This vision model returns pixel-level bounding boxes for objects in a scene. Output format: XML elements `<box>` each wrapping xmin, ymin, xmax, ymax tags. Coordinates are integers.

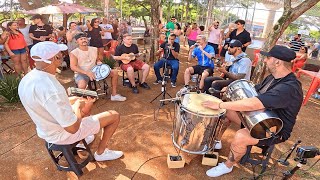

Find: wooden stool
<box><xmin>45</xmin><ymin>139</ymin><xmax>94</xmax><ymax>176</ymax></box>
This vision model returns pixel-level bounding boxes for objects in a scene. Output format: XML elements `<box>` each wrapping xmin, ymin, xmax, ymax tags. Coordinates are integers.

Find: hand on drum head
<box><xmin>201</xmin><ymin>100</ymin><xmax>220</xmax><ymax>110</ymax></box>
<box><xmin>86</xmin><ymin>71</ymin><xmax>96</xmax><ymax>81</ymax></box>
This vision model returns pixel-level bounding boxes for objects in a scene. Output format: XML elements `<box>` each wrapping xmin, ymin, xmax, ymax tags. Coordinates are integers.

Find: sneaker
<box><xmin>132</xmin><ymin>86</ymin><xmax>139</xmax><ymax>94</ymax></box>
<box><xmin>153</xmin><ymin>80</ymin><xmax>162</xmax><ymax>85</ymax></box>
<box><xmin>140</xmin><ymin>82</ymin><xmax>151</xmax><ymax>89</ymax></box>
<box><xmin>76</xmin><ymin>135</ymin><xmax>95</xmax><ymax>149</ymax></box>
<box><xmin>214</xmin><ymin>140</ymin><xmax>222</xmax><ymax>150</ymax></box>
<box><xmin>111</xmin><ymin>94</ymin><xmax>127</xmax><ymax>101</ymax></box>
<box><xmin>171</xmin><ymin>82</ymin><xmax>177</xmax><ymax>88</ymax></box>
<box><xmin>94</xmin><ymin>149</ymin><xmax>123</xmax><ymax>161</ymax></box>
<box><xmin>206</xmin><ymin>162</ymin><xmax>233</xmax><ymax>177</ymax></box>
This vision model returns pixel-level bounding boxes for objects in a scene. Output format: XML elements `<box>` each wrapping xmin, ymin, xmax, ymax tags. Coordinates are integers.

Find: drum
<box><xmin>91</xmin><ymin>64</ymin><xmax>111</xmax><ymax>81</ymax></box>
<box><xmin>225</xmin><ymin>79</ymin><xmax>283</xmax><ymax>140</ymax></box>
<box><xmin>173</xmin><ymin>93</ymin><xmax>226</xmax><ymax>154</ymax></box>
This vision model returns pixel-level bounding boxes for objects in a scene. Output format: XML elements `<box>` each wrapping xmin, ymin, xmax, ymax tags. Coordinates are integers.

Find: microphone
<box><xmin>278</xmin><ymin>140</ymin><xmax>301</xmax><ymax>166</ymax></box>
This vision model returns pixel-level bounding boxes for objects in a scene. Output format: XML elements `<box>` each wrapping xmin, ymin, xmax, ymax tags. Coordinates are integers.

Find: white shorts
<box><xmin>54</xmin><ymin>115</ymin><xmax>100</xmax><ymax>145</ymax></box>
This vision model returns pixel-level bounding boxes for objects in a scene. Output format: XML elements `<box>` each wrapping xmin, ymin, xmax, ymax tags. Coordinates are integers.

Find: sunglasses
<box><xmin>169</xmin><ymin>38</ymin><xmax>175</xmax><ymax>40</ymax></box>
<box><xmin>301</xmin><ymin>48</ymin><xmax>305</xmax><ymax>50</ymax></box>
<box><xmin>171</xmin><ymin>19</ymin><xmax>175</xmax><ymax>21</ymax></box>
<box><xmin>214</xmin><ymin>25</ymin><xmax>219</xmax><ymax>27</ymax></box>
<box><xmin>94</xmin><ymin>21</ymin><xmax>99</xmax><ymax>23</ymax></box>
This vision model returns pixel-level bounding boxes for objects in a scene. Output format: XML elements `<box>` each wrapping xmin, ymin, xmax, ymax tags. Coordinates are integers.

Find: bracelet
<box><xmin>218</xmin><ymin>102</ymin><xmax>223</xmax><ymax>109</ymax></box>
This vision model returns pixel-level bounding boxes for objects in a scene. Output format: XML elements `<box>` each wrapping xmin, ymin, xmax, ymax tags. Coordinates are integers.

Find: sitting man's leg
<box><xmin>168</xmin><ymin>59</ymin><xmax>179</xmax><ymax>87</ymax></box>
<box><xmin>210</xmin><ymin>79</ymin><xmax>234</xmax><ymax>98</ymax></box>
<box><xmin>184</xmin><ymin>65</ymin><xmax>197</xmax><ymax>87</ymax></box>
<box><xmin>199</xmin><ymin>68</ymin><xmax>213</xmax><ymax>91</ymax></box>
<box><xmin>206</xmin><ymin>110</ymin><xmax>259</xmax><ymax>177</ymax></box>
<box><xmin>108</xmin><ymin>70</ymin><xmax>126</xmax><ymax>101</ymax></box>
<box><xmin>153</xmin><ymin>58</ymin><xmax>165</xmax><ymax>84</ymax></box>
<box><xmin>75</xmin><ymin>74</ymin><xmax>90</xmax><ymax>89</ymax></box>
<box><xmin>203</xmin><ymin>76</ymin><xmax>223</xmax><ymax>94</ymax></box>
<box><xmin>121</xmin><ymin>63</ymin><xmax>139</xmax><ymax>94</ymax></box>
<box><xmin>134</xmin><ymin>60</ymin><xmax>150</xmax><ymax>89</ymax></box>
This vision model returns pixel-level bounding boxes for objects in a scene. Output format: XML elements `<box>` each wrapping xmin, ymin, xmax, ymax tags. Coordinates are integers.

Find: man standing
<box><xmin>164</xmin><ymin>16</ymin><xmax>176</xmax><ymax>39</ymax></box>
<box><xmin>202</xmin><ymin>45</ymin><xmax>303</xmax><ymax>177</ymax></box>
<box><xmin>203</xmin><ymin>40</ymin><xmax>252</xmax><ymax>97</ymax></box>
<box><xmin>113</xmin><ymin>34</ymin><xmax>151</xmax><ymax>94</ymax></box>
<box><xmin>99</xmin><ymin>17</ymin><xmax>114</xmax><ymax>50</ymax></box>
<box><xmin>208</xmin><ymin>21</ymin><xmax>222</xmax><ymax>56</ymax></box>
<box><xmin>289</xmin><ymin>34</ymin><xmax>305</xmax><ymax>52</ymax></box>
<box><xmin>184</xmin><ymin>35</ymin><xmax>215</xmax><ymax>91</ymax></box>
<box><xmin>225</xmin><ymin>19</ymin><xmax>251</xmax><ymax>52</ymax></box>
<box><xmin>70</xmin><ymin>33</ymin><xmax>126</xmax><ymax>101</ymax></box>
<box><xmin>19</xmin><ymin>41</ymin><xmax>123</xmax><ymax>161</ymax></box>
<box><xmin>29</xmin><ymin>14</ymin><xmax>53</xmax><ymax>45</ymax></box>
<box><xmin>154</xmin><ymin>34</ymin><xmax>180</xmax><ymax>87</ymax></box>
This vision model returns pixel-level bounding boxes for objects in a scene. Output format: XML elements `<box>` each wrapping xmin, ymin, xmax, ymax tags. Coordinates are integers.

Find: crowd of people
<box><xmin>0</xmin><ymin>14</ymin><xmax>313</xmax><ymax>178</ymax></box>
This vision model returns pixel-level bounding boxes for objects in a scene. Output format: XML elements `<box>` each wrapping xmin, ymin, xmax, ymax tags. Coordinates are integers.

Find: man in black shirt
<box><xmin>29</xmin><ymin>14</ymin><xmax>53</xmax><ymax>45</ymax></box>
<box><xmin>154</xmin><ymin>34</ymin><xmax>180</xmax><ymax>87</ymax></box>
<box><xmin>113</xmin><ymin>34</ymin><xmax>151</xmax><ymax>94</ymax></box>
<box><xmin>225</xmin><ymin>19</ymin><xmax>251</xmax><ymax>52</ymax></box>
<box><xmin>202</xmin><ymin>45</ymin><xmax>303</xmax><ymax>177</ymax></box>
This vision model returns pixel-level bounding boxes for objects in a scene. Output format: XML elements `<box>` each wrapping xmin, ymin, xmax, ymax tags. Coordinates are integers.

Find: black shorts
<box><xmin>208</xmin><ymin>42</ymin><xmax>219</xmax><ymax>55</ymax></box>
<box><xmin>192</xmin><ymin>65</ymin><xmax>214</xmax><ymax>76</ymax></box>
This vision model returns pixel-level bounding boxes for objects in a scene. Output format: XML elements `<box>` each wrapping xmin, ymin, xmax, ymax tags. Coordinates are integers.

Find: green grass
<box><xmin>0</xmin><ymin>75</ymin><xmax>21</xmax><ymax>103</ymax></box>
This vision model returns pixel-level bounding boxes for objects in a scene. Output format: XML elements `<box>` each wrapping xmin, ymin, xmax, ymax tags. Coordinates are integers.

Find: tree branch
<box><xmin>283</xmin><ymin>0</ymin><xmax>291</xmax><ymax>12</ymax></box>
<box><xmin>292</xmin><ymin>0</ymin><xmax>320</xmax><ymax>16</ymax></box>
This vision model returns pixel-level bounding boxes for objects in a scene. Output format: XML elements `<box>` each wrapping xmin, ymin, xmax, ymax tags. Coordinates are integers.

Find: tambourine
<box><xmin>91</xmin><ymin>64</ymin><xmax>111</xmax><ymax>81</ymax></box>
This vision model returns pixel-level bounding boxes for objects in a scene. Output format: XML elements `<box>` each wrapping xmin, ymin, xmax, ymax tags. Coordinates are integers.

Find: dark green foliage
<box><xmin>0</xmin><ymin>75</ymin><xmax>21</xmax><ymax>103</ymax></box>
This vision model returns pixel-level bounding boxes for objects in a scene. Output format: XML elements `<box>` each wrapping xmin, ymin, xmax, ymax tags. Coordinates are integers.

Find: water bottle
<box><xmin>191</xmin><ymin>74</ymin><xmax>198</xmax><ymax>82</ymax></box>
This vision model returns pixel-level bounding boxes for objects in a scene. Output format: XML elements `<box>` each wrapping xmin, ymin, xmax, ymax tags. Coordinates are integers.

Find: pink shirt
<box><xmin>208</xmin><ymin>28</ymin><xmax>221</xmax><ymax>45</ymax></box>
<box><xmin>188</xmin><ymin>29</ymin><xmax>199</xmax><ymax>41</ymax></box>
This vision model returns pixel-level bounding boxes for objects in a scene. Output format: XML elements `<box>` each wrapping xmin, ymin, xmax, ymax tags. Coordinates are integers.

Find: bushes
<box><xmin>102</xmin><ymin>56</ymin><xmax>117</xmax><ymax>69</ymax></box>
<box><xmin>0</xmin><ymin>75</ymin><xmax>21</xmax><ymax>103</ymax></box>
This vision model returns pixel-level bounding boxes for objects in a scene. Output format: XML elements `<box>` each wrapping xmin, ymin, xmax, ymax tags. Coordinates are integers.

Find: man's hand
<box><xmin>39</xmin><ymin>36</ymin><xmax>46</xmax><ymax>41</ymax></box>
<box><xmin>73</xmin><ymin>98</ymin><xmax>85</xmax><ymax>110</ymax></box>
<box><xmin>201</xmin><ymin>100</ymin><xmax>220</xmax><ymax>110</ymax></box>
<box><xmin>97</xmin><ymin>61</ymin><xmax>103</xmax><ymax>65</ymax></box>
<box><xmin>198</xmin><ymin>45</ymin><xmax>204</xmax><ymax>51</ymax></box>
<box><xmin>218</xmin><ymin>67</ymin><xmax>228</xmax><ymax>74</ymax></box>
<box><xmin>86</xmin><ymin>71</ymin><xmax>96</xmax><ymax>81</ymax></box>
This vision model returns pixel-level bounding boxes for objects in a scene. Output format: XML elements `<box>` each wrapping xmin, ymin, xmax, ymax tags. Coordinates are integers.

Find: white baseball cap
<box><xmin>30</xmin><ymin>41</ymin><xmax>68</xmax><ymax>64</ymax></box>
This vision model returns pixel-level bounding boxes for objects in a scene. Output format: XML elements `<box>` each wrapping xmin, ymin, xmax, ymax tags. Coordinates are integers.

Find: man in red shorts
<box><xmin>113</xmin><ymin>34</ymin><xmax>151</xmax><ymax>94</ymax></box>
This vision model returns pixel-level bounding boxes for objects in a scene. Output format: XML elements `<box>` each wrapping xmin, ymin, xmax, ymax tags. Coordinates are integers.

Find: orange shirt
<box><xmin>8</xmin><ymin>32</ymin><xmax>27</xmax><ymax>50</ymax></box>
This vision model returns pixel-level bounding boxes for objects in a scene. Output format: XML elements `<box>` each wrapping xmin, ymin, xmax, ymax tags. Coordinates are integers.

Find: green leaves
<box><xmin>0</xmin><ymin>75</ymin><xmax>21</xmax><ymax>103</ymax></box>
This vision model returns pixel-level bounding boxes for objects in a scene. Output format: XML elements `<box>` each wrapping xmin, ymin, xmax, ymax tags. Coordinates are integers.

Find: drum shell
<box><xmin>172</xmin><ymin>93</ymin><xmax>225</xmax><ymax>154</ymax></box>
<box><xmin>226</xmin><ymin>79</ymin><xmax>283</xmax><ymax>140</ymax></box>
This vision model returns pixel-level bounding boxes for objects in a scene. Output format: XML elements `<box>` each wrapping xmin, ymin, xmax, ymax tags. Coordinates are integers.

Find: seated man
<box><xmin>154</xmin><ymin>34</ymin><xmax>180</xmax><ymax>87</ymax></box>
<box><xmin>203</xmin><ymin>40</ymin><xmax>252</xmax><ymax>97</ymax></box>
<box><xmin>18</xmin><ymin>41</ymin><xmax>123</xmax><ymax>161</ymax></box>
<box><xmin>70</xmin><ymin>33</ymin><xmax>126</xmax><ymax>102</ymax></box>
<box><xmin>113</xmin><ymin>34</ymin><xmax>151</xmax><ymax>94</ymax></box>
<box><xmin>201</xmin><ymin>45</ymin><xmax>303</xmax><ymax>177</ymax></box>
<box><xmin>184</xmin><ymin>35</ymin><xmax>215</xmax><ymax>91</ymax></box>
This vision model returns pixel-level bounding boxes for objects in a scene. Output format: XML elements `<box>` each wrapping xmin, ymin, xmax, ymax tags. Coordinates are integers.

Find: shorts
<box><xmin>208</xmin><ymin>42</ymin><xmax>219</xmax><ymax>55</ymax></box>
<box><xmin>75</xmin><ymin>73</ymin><xmax>90</xmax><ymax>84</ymax></box>
<box><xmin>102</xmin><ymin>39</ymin><xmax>112</xmax><ymax>47</ymax></box>
<box><xmin>54</xmin><ymin>115</ymin><xmax>100</xmax><ymax>145</ymax></box>
<box><xmin>120</xmin><ymin>60</ymin><xmax>145</xmax><ymax>71</ymax></box>
<box><xmin>192</xmin><ymin>65</ymin><xmax>214</xmax><ymax>76</ymax></box>
<box><xmin>11</xmin><ymin>48</ymin><xmax>27</xmax><ymax>55</ymax></box>
<box><xmin>188</xmin><ymin>39</ymin><xmax>196</xmax><ymax>47</ymax></box>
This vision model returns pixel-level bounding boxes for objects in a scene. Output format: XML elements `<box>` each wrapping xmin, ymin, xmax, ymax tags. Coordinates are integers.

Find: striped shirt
<box><xmin>290</xmin><ymin>39</ymin><xmax>305</xmax><ymax>52</ymax></box>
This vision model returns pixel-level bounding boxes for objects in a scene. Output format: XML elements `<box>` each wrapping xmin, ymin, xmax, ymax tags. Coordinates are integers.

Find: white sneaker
<box><xmin>94</xmin><ymin>149</ymin><xmax>123</xmax><ymax>161</ymax></box>
<box><xmin>215</xmin><ymin>140</ymin><xmax>222</xmax><ymax>150</ymax></box>
<box><xmin>76</xmin><ymin>135</ymin><xmax>95</xmax><ymax>149</ymax></box>
<box><xmin>206</xmin><ymin>162</ymin><xmax>233</xmax><ymax>177</ymax></box>
<box><xmin>111</xmin><ymin>94</ymin><xmax>127</xmax><ymax>101</ymax></box>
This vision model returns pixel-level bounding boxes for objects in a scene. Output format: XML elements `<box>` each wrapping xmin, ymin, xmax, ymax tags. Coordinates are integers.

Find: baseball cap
<box><xmin>30</xmin><ymin>14</ymin><xmax>43</xmax><ymax>20</ymax></box>
<box><xmin>229</xmin><ymin>40</ymin><xmax>242</xmax><ymax>48</ymax></box>
<box><xmin>30</xmin><ymin>41</ymin><xmax>68</xmax><ymax>64</ymax></box>
<box><xmin>260</xmin><ymin>45</ymin><xmax>296</xmax><ymax>62</ymax></box>
<box><xmin>74</xmin><ymin>32</ymin><xmax>87</xmax><ymax>40</ymax></box>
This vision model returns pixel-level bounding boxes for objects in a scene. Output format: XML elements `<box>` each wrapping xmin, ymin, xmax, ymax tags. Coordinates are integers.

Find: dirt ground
<box><xmin>0</xmin><ymin>46</ymin><xmax>319</xmax><ymax>180</ymax></box>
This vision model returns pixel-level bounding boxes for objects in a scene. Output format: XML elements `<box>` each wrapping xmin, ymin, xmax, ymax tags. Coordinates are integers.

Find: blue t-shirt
<box><xmin>229</xmin><ymin>52</ymin><xmax>252</xmax><ymax>80</ymax></box>
<box><xmin>192</xmin><ymin>44</ymin><xmax>215</xmax><ymax>68</ymax></box>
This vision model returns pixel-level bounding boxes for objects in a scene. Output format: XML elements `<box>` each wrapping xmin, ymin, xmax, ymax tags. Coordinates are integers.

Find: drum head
<box><xmin>181</xmin><ymin>93</ymin><xmax>226</xmax><ymax>116</ymax></box>
<box><xmin>91</xmin><ymin>64</ymin><xmax>111</xmax><ymax>81</ymax></box>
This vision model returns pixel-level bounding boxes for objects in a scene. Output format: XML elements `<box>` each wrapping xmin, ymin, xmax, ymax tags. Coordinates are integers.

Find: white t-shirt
<box><xmin>99</xmin><ymin>23</ymin><xmax>113</xmax><ymax>40</ymax></box>
<box><xmin>70</xmin><ymin>46</ymin><xmax>97</xmax><ymax>76</ymax></box>
<box><xmin>19</xmin><ymin>24</ymin><xmax>33</xmax><ymax>46</ymax></box>
<box><xmin>18</xmin><ymin>69</ymin><xmax>77</xmax><ymax>143</ymax></box>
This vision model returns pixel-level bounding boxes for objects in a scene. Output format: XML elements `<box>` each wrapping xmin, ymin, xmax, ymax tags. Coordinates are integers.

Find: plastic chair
<box><xmin>104</xmin><ymin>40</ymin><xmax>119</xmax><ymax>58</ymax></box>
<box><xmin>252</xmin><ymin>49</ymin><xmax>261</xmax><ymax>67</ymax></box>
<box><xmin>296</xmin><ymin>69</ymin><xmax>320</xmax><ymax>105</ymax></box>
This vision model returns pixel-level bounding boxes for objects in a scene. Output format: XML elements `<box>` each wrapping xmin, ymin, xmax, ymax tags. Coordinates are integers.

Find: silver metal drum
<box><xmin>226</xmin><ymin>79</ymin><xmax>283</xmax><ymax>140</ymax></box>
<box><xmin>173</xmin><ymin>93</ymin><xmax>226</xmax><ymax>154</ymax></box>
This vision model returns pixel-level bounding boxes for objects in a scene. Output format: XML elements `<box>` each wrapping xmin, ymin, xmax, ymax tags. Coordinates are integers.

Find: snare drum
<box><xmin>173</xmin><ymin>93</ymin><xmax>226</xmax><ymax>154</ymax></box>
<box><xmin>91</xmin><ymin>64</ymin><xmax>111</xmax><ymax>81</ymax></box>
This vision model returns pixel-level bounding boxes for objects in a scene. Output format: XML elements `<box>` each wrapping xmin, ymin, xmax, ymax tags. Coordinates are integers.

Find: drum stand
<box><xmin>150</xmin><ymin>59</ymin><xmax>173</xmax><ymax>120</ymax></box>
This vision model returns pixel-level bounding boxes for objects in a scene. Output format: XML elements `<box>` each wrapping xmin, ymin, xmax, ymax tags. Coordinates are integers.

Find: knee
<box><xmin>111</xmin><ymin>70</ymin><xmax>118</xmax><ymax>77</ymax></box>
<box><xmin>107</xmin><ymin>110</ymin><xmax>120</xmax><ymax>121</ymax></box>
<box><xmin>143</xmin><ymin>64</ymin><xmax>150</xmax><ymax>70</ymax></box>
<box><xmin>233</xmin><ymin>129</ymin><xmax>251</xmax><ymax>145</ymax></box>
<box><xmin>126</xmin><ymin>67</ymin><xmax>134</xmax><ymax>73</ymax></box>
<box><xmin>185</xmin><ymin>68</ymin><xmax>191</xmax><ymax>75</ymax></box>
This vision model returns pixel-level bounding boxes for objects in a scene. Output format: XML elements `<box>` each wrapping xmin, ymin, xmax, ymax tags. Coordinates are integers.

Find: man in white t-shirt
<box><xmin>99</xmin><ymin>17</ymin><xmax>114</xmax><ymax>50</ymax></box>
<box><xmin>70</xmin><ymin>32</ymin><xmax>126</xmax><ymax>101</ymax></box>
<box><xmin>208</xmin><ymin>20</ymin><xmax>222</xmax><ymax>56</ymax></box>
<box><xmin>18</xmin><ymin>41</ymin><xmax>123</xmax><ymax>161</ymax></box>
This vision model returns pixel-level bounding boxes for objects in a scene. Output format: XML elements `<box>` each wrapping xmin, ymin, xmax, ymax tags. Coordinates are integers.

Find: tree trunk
<box><xmin>142</xmin><ymin>16</ymin><xmax>147</xmax><ymax>29</ymax></box>
<box><xmin>205</xmin><ymin>0</ymin><xmax>214</xmax><ymax>28</ymax></box>
<box><xmin>150</xmin><ymin>0</ymin><xmax>160</xmax><ymax>63</ymax></box>
<box><xmin>185</xmin><ymin>0</ymin><xmax>190</xmax><ymax>24</ymax></box>
<box><xmin>252</xmin><ymin>0</ymin><xmax>320</xmax><ymax>84</ymax></box>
